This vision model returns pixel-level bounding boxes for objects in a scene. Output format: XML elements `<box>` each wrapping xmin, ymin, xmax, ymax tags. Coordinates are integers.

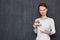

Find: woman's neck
<box><xmin>41</xmin><ymin>15</ymin><xmax>48</xmax><ymax>20</ymax></box>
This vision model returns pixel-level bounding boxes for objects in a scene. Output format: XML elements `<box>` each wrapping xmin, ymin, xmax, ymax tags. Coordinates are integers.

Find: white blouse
<box><xmin>33</xmin><ymin>17</ymin><xmax>56</xmax><ymax>40</ymax></box>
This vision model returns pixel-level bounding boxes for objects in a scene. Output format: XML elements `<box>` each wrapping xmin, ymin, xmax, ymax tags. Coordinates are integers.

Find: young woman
<box><xmin>33</xmin><ymin>3</ymin><xmax>56</xmax><ymax>40</ymax></box>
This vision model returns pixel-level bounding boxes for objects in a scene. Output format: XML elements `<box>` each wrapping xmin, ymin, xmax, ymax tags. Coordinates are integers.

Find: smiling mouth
<box><xmin>42</xmin><ymin>12</ymin><xmax>45</xmax><ymax>14</ymax></box>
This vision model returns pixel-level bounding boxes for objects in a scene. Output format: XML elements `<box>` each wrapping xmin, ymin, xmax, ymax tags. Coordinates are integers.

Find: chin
<box><xmin>41</xmin><ymin>14</ymin><xmax>46</xmax><ymax>16</ymax></box>
<box><xmin>40</xmin><ymin>13</ymin><xmax>47</xmax><ymax>16</ymax></box>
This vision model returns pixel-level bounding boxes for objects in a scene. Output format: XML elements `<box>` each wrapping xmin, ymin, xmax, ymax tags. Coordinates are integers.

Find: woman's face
<box><xmin>39</xmin><ymin>6</ymin><xmax>48</xmax><ymax>16</ymax></box>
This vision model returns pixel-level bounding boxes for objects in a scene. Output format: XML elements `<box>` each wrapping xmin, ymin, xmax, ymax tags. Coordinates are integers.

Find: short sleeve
<box><xmin>50</xmin><ymin>18</ymin><xmax>56</xmax><ymax>35</ymax></box>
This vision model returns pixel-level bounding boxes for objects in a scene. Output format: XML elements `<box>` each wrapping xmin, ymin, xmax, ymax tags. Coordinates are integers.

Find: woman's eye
<box><xmin>40</xmin><ymin>10</ymin><xmax>42</xmax><ymax>11</ymax></box>
<box><xmin>40</xmin><ymin>9</ymin><xmax>46</xmax><ymax>11</ymax></box>
<box><xmin>44</xmin><ymin>9</ymin><xmax>46</xmax><ymax>11</ymax></box>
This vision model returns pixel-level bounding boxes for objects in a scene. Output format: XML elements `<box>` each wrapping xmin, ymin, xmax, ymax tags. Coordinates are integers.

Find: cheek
<box><xmin>40</xmin><ymin>11</ymin><xmax>42</xmax><ymax>14</ymax></box>
<box><xmin>43</xmin><ymin>10</ymin><xmax>47</xmax><ymax>13</ymax></box>
<box><xmin>40</xmin><ymin>11</ymin><xmax>47</xmax><ymax>15</ymax></box>
<box><xmin>40</xmin><ymin>11</ymin><xmax>46</xmax><ymax>13</ymax></box>
<box><xmin>45</xmin><ymin>10</ymin><xmax>47</xmax><ymax>12</ymax></box>
<box><xmin>39</xmin><ymin>10</ymin><xmax>48</xmax><ymax>14</ymax></box>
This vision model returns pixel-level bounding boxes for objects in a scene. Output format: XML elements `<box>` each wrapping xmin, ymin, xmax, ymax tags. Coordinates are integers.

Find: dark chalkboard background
<box><xmin>0</xmin><ymin>0</ymin><xmax>59</xmax><ymax>40</ymax></box>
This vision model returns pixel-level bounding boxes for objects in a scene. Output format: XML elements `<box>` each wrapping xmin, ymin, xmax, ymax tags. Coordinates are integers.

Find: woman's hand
<box><xmin>33</xmin><ymin>20</ymin><xmax>40</xmax><ymax>29</ymax></box>
<box><xmin>40</xmin><ymin>30</ymin><xmax>50</xmax><ymax>35</ymax></box>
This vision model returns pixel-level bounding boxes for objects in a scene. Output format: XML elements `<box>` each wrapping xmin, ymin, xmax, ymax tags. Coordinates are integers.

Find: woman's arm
<box><xmin>40</xmin><ymin>30</ymin><xmax>50</xmax><ymax>35</ymax></box>
<box><xmin>50</xmin><ymin>18</ymin><xmax>56</xmax><ymax>35</ymax></box>
<box><xmin>33</xmin><ymin>18</ymin><xmax>40</xmax><ymax>34</ymax></box>
<box><xmin>40</xmin><ymin>18</ymin><xmax>56</xmax><ymax>35</ymax></box>
<box><xmin>33</xmin><ymin>19</ymin><xmax>37</xmax><ymax>34</ymax></box>
<box><xmin>33</xmin><ymin>28</ymin><xmax>37</xmax><ymax>34</ymax></box>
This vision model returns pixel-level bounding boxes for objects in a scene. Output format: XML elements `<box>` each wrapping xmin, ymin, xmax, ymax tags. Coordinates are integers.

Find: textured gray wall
<box><xmin>0</xmin><ymin>0</ymin><xmax>59</xmax><ymax>40</ymax></box>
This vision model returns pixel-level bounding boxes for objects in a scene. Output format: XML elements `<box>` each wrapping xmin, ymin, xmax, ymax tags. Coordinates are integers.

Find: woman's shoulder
<box><xmin>48</xmin><ymin>17</ymin><xmax>54</xmax><ymax>21</ymax></box>
<box><xmin>35</xmin><ymin>17</ymin><xmax>54</xmax><ymax>19</ymax></box>
<box><xmin>35</xmin><ymin>17</ymin><xmax>54</xmax><ymax>21</ymax></box>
